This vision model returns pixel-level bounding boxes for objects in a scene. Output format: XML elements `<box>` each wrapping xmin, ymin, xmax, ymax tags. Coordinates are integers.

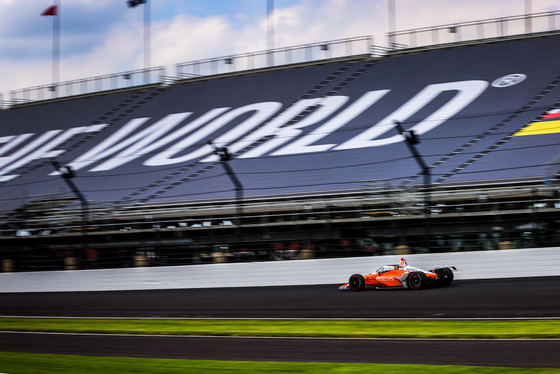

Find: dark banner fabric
<box><xmin>1</xmin><ymin>36</ymin><xmax>560</xmax><ymax>212</ymax></box>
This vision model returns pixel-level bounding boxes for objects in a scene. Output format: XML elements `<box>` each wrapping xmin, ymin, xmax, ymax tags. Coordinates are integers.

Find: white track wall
<box><xmin>1</xmin><ymin>247</ymin><xmax>559</xmax><ymax>293</ymax></box>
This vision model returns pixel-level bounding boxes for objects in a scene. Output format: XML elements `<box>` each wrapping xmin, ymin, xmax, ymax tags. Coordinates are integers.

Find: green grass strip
<box><xmin>1</xmin><ymin>318</ymin><xmax>559</xmax><ymax>339</ymax></box>
<box><xmin>0</xmin><ymin>352</ymin><xmax>559</xmax><ymax>374</ymax></box>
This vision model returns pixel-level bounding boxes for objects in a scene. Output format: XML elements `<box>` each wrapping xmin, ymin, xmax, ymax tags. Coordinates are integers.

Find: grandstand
<box><xmin>1</xmin><ymin>12</ymin><xmax>560</xmax><ymax>272</ymax></box>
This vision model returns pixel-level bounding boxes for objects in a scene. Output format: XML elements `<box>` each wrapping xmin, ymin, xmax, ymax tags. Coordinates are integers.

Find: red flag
<box><xmin>41</xmin><ymin>5</ymin><xmax>58</xmax><ymax>16</ymax></box>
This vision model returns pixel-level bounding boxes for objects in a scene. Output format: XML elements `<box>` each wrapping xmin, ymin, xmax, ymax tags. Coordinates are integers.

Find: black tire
<box><xmin>436</xmin><ymin>267</ymin><xmax>454</xmax><ymax>287</ymax></box>
<box><xmin>349</xmin><ymin>274</ymin><xmax>365</xmax><ymax>291</ymax></box>
<box><xmin>407</xmin><ymin>271</ymin><xmax>427</xmax><ymax>290</ymax></box>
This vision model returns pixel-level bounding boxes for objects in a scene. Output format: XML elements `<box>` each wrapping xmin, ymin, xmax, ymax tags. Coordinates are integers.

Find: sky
<box><xmin>0</xmin><ymin>0</ymin><xmax>559</xmax><ymax>98</ymax></box>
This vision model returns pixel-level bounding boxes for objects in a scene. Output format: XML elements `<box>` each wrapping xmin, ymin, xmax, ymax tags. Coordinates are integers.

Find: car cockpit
<box><xmin>376</xmin><ymin>264</ymin><xmax>398</xmax><ymax>274</ymax></box>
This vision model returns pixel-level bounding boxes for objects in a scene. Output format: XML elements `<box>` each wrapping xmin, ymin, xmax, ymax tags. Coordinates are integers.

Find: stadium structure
<box><xmin>1</xmin><ymin>11</ymin><xmax>560</xmax><ymax>271</ymax></box>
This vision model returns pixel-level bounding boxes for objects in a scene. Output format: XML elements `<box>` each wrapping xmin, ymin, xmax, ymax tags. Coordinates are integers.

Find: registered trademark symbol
<box><xmin>491</xmin><ymin>74</ymin><xmax>527</xmax><ymax>87</ymax></box>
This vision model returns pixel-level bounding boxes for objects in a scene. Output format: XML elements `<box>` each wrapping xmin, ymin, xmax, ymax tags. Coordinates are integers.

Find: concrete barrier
<box><xmin>0</xmin><ymin>247</ymin><xmax>559</xmax><ymax>293</ymax></box>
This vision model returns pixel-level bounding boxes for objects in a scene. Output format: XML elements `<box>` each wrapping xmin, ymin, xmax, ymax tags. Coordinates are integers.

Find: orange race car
<box><xmin>339</xmin><ymin>258</ymin><xmax>456</xmax><ymax>291</ymax></box>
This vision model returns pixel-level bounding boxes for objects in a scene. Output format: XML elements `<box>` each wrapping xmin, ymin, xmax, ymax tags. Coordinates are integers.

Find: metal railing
<box><xmin>7</xmin><ymin>66</ymin><xmax>166</xmax><ymax>107</ymax></box>
<box><xmin>3</xmin><ymin>36</ymin><xmax>375</xmax><ymax>108</ymax></box>
<box><xmin>388</xmin><ymin>10</ymin><xmax>560</xmax><ymax>50</ymax></box>
<box><xmin>4</xmin><ymin>11</ymin><xmax>560</xmax><ymax>108</ymax></box>
<box><xmin>2</xmin><ymin>180</ymin><xmax>558</xmax><ymax>236</ymax></box>
<box><xmin>1</xmin><ymin>184</ymin><xmax>559</xmax><ymax>272</ymax></box>
<box><xmin>176</xmin><ymin>35</ymin><xmax>374</xmax><ymax>80</ymax></box>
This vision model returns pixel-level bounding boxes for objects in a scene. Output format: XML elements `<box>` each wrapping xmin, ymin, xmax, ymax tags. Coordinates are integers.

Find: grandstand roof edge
<box><xmin>387</xmin><ymin>29</ymin><xmax>560</xmax><ymax>56</ymax></box>
<box><xmin>4</xmin><ymin>82</ymin><xmax>163</xmax><ymax>110</ymax></box>
<box><xmin>170</xmin><ymin>53</ymin><xmax>376</xmax><ymax>86</ymax></box>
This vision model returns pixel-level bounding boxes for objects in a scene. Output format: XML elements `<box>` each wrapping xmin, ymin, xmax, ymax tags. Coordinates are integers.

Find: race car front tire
<box><xmin>407</xmin><ymin>271</ymin><xmax>427</xmax><ymax>290</ymax></box>
<box><xmin>349</xmin><ymin>274</ymin><xmax>365</xmax><ymax>291</ymax></box>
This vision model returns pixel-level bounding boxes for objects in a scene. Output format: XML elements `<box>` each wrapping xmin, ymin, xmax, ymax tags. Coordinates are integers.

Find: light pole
<box><xmin>209</xmin><ymin>142</ymin><xmax>244</xmax><ymax>230</ymax></box>
<box><xmin>394</xmin><ymin>121</ymin><xmax>431</xmax><ymax>215</ymax></box>
<box><xmin>394</xmin><ymin>121</ymin><xmax>432</xmax><ymax>250</ymax></box>
<box><xmin>52</xmin><ymin>161</ymin><xmax>89</xmax><ymax>255</ymax></box>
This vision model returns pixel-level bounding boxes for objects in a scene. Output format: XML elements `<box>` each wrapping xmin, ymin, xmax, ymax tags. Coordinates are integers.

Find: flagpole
<box><xmin>388</xmin><ymin>0</ymin><xmax>396</xmax><ymax>49</ymax></box>
<box><xmin>127</xmin><ymin>0</ymin><xmax>150</xmax><ymax>82</ymax></box>
<box><xmin>525</xmin><ymin>0</ymin><xmax>532</xmax><ymax>33</ymax></box>
<box><xmin>144</xmin><ymin>0</ymin><xmax>151</xmax><ymax>81</ymax></box>
<box><xmin>53</xmin><ymin>0</ymin><xmax>60</xmax><ymax>93</ymax></box>
<box><xmin>267</xmin><ymin>0</ymin><xmax>274</xmax><ymax>66</ymax></box>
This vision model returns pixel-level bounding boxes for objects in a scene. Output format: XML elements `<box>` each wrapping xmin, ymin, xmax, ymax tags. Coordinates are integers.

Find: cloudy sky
<box><xmin>0</xmin><ymin>0</ymin><xmax>558</xmax><ymax>97</ymax></box>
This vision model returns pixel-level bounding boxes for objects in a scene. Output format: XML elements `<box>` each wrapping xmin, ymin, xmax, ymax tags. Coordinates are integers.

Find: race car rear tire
<box><xmin>436</xmin><ymin>267</ymin><xmax>454</xmax><ymax>287</ymax></box>
<box><xmin>349</xmin><ymin>274</ymin><xmax>365</xmax><ymax>291</ymax></box>
<box><xmin>407</xmin><ymin>271</ymin><xmax>427</xmax><ymax>290</ymax></box>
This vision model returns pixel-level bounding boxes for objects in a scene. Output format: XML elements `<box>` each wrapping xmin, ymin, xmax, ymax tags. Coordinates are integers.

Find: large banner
<box><xmin>1</xmin><ymin>36</ymin><xmax>560</xmax><ymax>212</ymax></box>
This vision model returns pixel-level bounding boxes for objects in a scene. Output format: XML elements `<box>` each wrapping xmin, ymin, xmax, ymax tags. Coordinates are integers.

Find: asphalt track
<box><xmin>2</xmin><ymin>332</ymin><xmax>559</xmax><ymax>368</ymax></box>
<box><xmin>1</xmin><ymin>277</ymin><xmax>559</xmax><ymax>318</ymax></box>
<box><xmin>1</xmin><ymin>277</ymin><xmax>559</xmax><ymax>368</ymax></box>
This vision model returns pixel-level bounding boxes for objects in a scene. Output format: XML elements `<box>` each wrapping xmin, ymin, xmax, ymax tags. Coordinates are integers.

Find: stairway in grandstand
<box><xmin>116</xmin><ymin>58</ymin><xmax>382</xmax><ymax>205</ymax></box>
<box><xmin>64</xmin><ymin>87</ymin><xmax>169</xmax><ymax>154</ymax></box>
<box><xmin>0</xmin><ymin>86</ymin><xmax>170</xmax><ymax>183</ymax></box>
<box><xmin>401</xmin><ymin>71</ymin><xmax>560</xmax><ymax>186</ymax></box>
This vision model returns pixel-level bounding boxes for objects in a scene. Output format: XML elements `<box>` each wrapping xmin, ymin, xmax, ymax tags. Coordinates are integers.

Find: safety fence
<box><xmin>1</xmin><ymin>230</ymin><xmax>557</xmax><ymax>274</ymax></box>
<box><xmin>1</xmin><ymin>247</ymin><xmax>559</xmax><ymax>292</ymax></box>
<box><xmin>1</xmin><ymin>180</ymin><xmax>559</xmax><ymax>273</ymax></box>
<box><xmin>2</xmin><ymin>180</ymin><xmax>557</xmax><ymax>235</ymax></box>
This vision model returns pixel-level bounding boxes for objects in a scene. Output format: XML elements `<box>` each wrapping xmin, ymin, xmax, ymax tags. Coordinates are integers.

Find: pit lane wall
<box><xmin>0</xmin><ymin>247</ymin><xmax>559</xmax><ymax>293</ymax></box>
